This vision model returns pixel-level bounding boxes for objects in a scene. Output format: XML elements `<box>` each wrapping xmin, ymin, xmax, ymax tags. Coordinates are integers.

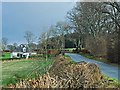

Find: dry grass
<box><xmin>8</xmin><ymin>55</ymin><xmax>119</xmax><ymax>88</ymax></box>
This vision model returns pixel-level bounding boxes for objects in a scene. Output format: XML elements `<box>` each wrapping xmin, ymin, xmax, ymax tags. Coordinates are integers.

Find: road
<box><xmin>65</xmin><ymin>53</ymin><xmax>120</xmax><ymax>80</ymax></box>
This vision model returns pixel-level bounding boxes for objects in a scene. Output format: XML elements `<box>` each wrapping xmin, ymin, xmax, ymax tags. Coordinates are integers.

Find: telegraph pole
<box><xmin>45</xmin><ymin>32</ymin><xmax>48</xmax><ymax>72</ymax></box>
<box><xmin>45</xmin><ymin>32</ymin><xmax>48</xmax><ymax>61</ymax></box>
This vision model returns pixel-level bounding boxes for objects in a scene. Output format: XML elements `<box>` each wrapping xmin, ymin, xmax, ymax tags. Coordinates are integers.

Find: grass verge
<box><xmin>2</xmin><ymin>58</ymin><xmax>53</xmax><ymax>87</ymax></box>
<box><xmin>79</xmin><ymin>52</ymin><xmax>120</xmax><ymax>67</ymax></box>
<box><xmin>65</xmin><ymin>54</ymin><xmax>120</xmax><ymax>88</ymax></box>
<box><xmin>103</xmin><ymin>74</ymin><xmax>120</xmax><ymax>88</ymax></box>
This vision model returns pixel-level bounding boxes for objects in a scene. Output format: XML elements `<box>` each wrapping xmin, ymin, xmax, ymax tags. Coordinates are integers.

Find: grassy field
<box><xmin>1</xmin><ymin>58</ymin><xmax>53</xmax><ymax>87</ymax></box>
<box><xmin>0</xmin><ymin>52</ymin><xmax>11</xmax><ymax>59</ymax></box>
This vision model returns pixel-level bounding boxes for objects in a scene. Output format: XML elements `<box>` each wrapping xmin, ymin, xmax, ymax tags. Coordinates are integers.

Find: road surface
<box><xmin>66</xmin><ymin>53</ymin><xmax>120</xmax><ymax>80</ymax></box>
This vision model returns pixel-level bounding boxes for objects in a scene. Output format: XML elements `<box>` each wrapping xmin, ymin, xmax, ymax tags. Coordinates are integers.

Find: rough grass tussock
<box><xmin>8</xmin><ymin>55</ymin><xmax>119</xmax><ymax>88</ymax></box>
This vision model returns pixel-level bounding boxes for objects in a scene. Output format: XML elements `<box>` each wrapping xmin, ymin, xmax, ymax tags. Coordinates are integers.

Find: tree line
<box><xmin>38</xmin><ymin>1</ymin><xmax>120</xmax><ymax>64</ymax></box>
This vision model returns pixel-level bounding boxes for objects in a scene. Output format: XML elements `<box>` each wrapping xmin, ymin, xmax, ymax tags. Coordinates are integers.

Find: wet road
<box><xmin>66</xmin><ymin>53</ymin><xmax>120</xmax><ymax>80</ymax></box>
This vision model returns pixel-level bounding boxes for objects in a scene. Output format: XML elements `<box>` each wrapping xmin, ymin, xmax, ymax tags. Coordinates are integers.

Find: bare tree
<box><xmin>24</xmin><ymin>31</ymin><xmax>35</xmax><ymax>51</ymax></box>
<box><xmin>38</xmin><ymin>32</ymin><xmax>47</xmax><ymax>50</ymax></box>
<box><xmin>2</xmin><ymin>37</ymin><xmax>8</xmax><ymax>50</ymax></box>
<box><xmin>55</xmin><ymin>21</ymin><xmax>70</xmax><ymax>50</ymax></box>
<box><xmin>98</xmin><ymin>2</ymin><xmax>120</xmax><ymax>63</ymax></box>
<box><xmin>67</xmin><ymin>1</ymin><xmax>120</xmax><ymax>63</ymax></box>
<box><xmin>24</xmin><ymin>31</ymin><xmax>35</xmax><ymax>44</ymax></box>
<box><xmin>7</xmin><ymin>43</ymin><xmax>18</xmax><ymax>52</ymax></box>
<box><xmin>44</xmin><ymin>22</ymin><xmax>70</xmax><ymax>50</ymax></box>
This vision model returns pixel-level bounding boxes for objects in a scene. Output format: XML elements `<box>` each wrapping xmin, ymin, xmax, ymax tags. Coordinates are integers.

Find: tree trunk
<box><xmin>118</xmin><ymin>28</ymin><xmax>120</xmax><ymax>64</ymax></box>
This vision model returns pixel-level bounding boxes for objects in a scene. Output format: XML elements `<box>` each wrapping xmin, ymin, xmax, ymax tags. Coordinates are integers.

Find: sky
<box><xmin>0</xmin><ymin>2</ymin><xmax>2</xmax><ymax>41</ymax></box>
<box><xmin>2</xmin><ymin>2</ymin><xmax>75</xmax><ymax>44</ymax></box>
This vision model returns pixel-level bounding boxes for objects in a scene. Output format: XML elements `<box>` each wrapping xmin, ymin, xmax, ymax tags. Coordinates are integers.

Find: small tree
<box><xmin>24</xmin><ymin>31</ymin><xmax>35</xmax><ymax>51</ymax></box>
<box><xmin>2</xmin><ymin>37</ymin><xmax>8</xmax><ymax>50</ymax></box>
<box><xmin>55</xmin><ymin>21</ymin><xmax>70</xmax><ymax>50</ymax></box>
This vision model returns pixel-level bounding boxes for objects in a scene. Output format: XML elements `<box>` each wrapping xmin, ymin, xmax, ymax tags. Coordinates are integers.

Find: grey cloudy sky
<box><xmin>2</xmin><ymin>2</ymin><xmax>75</xmax><ymax>44</ymax></box>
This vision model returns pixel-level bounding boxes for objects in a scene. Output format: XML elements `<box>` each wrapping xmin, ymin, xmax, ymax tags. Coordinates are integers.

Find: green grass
<box><xmin>0</xmin><ymin>52</ymin><xmax>11</xmax><ymax>59</ymax></box>
<box><xmin>63</xmin><ymin>48</ymin><xmax>75</xmax><ymax>52</ymax></box>
<box><xmin>103</xmin><ymin>74</ymin><xmax>120</xmax><ymax>87</ymax></box>
<box><xmin>1</xmin><ymin>58</ymin><xmax>53</xmax><ymax>87</ymax></box>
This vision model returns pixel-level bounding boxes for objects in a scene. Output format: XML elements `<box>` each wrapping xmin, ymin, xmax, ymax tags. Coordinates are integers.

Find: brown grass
<box><xmin>8</xmin><ymin>55</ymin><xmax>118</xmax><ymax>88</ymax></box>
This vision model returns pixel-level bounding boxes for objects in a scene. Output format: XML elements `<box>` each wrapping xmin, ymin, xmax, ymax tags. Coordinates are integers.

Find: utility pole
<box><xmin>45</xmin><ymin>32</ymin><xmax>48</xmax><ymax>72</ymax></box>
<box><xmin>45</xmin><ymin>32</ymin><xmax>48</xmax><ymax>61</ymax></box>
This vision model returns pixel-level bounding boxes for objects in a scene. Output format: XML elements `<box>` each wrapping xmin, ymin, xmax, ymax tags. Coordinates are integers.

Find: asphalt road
<box><xmin>66</xmin><ymin>53</ymin><xmax>120</xmax><ymax>80</ymax></box>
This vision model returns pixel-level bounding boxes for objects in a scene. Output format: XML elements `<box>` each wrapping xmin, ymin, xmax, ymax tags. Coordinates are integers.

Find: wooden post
<box><xmin>45</xmin><ymin>32</ymin><xmax>48</xmax><ymax>61</ymax></box>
